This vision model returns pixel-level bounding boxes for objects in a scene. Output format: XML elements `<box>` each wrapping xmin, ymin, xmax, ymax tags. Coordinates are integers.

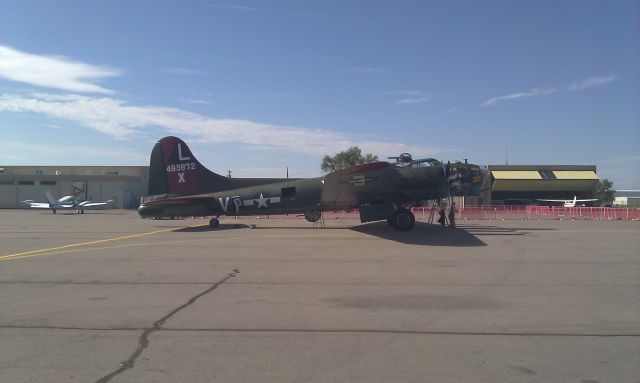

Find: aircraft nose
<box><xmin>467</xmin><ymin>165</ymin><xmax>485</xmax><ymax>194</ymax></box>
<box><xmin>447</xmin><ymin>163</ymin><xmax>484</xmax><ymax>196</ymax></box>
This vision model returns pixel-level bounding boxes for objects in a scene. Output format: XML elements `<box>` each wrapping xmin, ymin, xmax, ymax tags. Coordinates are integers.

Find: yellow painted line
<box><xmin>0</xmin><ymin>241</ymin><xmax>177</xmax><ymax>262</ymax></box>
<box><xmin>0</xmin><ymin>229</ymin><xmax>355</xmax><ymax>262</ymax></box>
<box><xmin>0</xmin><ymin>226</ymin><xmax>202</xmax><ymax>262</ymax></box>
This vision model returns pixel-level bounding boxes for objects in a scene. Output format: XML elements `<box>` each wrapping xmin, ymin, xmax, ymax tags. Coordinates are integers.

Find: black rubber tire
<box><xmin>209</xmin><ymin>218</ymin><xmax>220</xmax><ymax>228</ymax></box>
<box><xmin>304</xmin><ymin>210</ymin><xmax>321</xmax><ymax>222</ymax></box>
<box><xmin>390</xmin><ymin>208</ymin><xmax>415</xmax><ymax>231</ymax></box>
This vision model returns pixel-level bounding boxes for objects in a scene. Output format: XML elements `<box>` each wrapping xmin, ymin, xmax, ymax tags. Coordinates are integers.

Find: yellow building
<box><xmin>480</xmin><ymin>165</ymin><xmax>599</xmax><ymax>205</ymax></box>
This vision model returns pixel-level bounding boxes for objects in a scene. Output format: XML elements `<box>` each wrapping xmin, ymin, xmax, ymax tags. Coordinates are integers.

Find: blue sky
<box><xmin>0</xmin><ymin>0</ymin><xmax>638</xmax><ymax>188</ymax></box>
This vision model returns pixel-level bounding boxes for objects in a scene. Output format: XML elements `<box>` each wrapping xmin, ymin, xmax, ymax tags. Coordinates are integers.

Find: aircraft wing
<box><xmin>574</xmin><ymin>199</ymin><xmax>598</xmax><ymax>202</ymax></box>
<box><xmin>139</xmin><ymin>195</ymin><xmax>217</xmax><ymax>217</ymax></box>
<box><xmin>79</xmin><ymin>200</ymin><xmax>114</xmax><ymax>207</ymax></box>
<box><xmin>22</xmin><ymin>202</ymin><xmax>52</xmax><ymax>208</ymax></box>
<box><xmin>321</xmin><ymin>162</ymin><xmax>403</xmax><ymax>208</ymax></box>
<box><xmin>537</xmin><ymin>199</ymin><xmax>566</xmax><ymax>202</ymax></box>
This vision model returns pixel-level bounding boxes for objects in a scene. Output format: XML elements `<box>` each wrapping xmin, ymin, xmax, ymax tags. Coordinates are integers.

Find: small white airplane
<box><xmin>21</xmin><ymin>190</ymin><xmax>113</xmax><ymax>214</ymax></box>
<box><xmin>537</xmin><ymin>196</ymin><xmax>598</xmax><ymax>207</ymax></box>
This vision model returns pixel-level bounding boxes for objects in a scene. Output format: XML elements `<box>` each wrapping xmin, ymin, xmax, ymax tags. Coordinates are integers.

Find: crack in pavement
<box><xmin>94</xmin><ymin>269</ymin><xmax>239</xmax><ymax>383</ymax></box>
<box><xmin>0</xmin><ymin>281</ymin><xmax>634</xmax><ymax>287</ymax></box>
<box><xmin>1</xmin><ymin>325</ymin><xmax>636</xmax><ymax>338</ymax></box>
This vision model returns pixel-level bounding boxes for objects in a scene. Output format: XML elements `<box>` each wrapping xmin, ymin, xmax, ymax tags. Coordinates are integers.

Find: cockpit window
<box><xmin>409</xmin><ymin>159</ymin><xmax>442</xmax><ymax>168</ymax></box>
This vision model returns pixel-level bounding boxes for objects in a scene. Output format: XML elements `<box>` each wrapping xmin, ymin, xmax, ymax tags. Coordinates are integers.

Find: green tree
<box><xmin>596</xmin><ymin>178</ymin><xmax>615</xmax><ymax>206</ymax></box>
<box><xmin>321</xmin><ymin>147</ymin><xmax>378</xmax><ymax>173</ymax></box>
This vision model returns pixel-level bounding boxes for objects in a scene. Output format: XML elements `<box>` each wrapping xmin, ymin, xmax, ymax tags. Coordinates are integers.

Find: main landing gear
<box><xmin>209</xmin><ymin>217</ymin><xmax>220</xmax><ymax>228</ymax></box>
<box><xmin>387</xmin><ymin>208</ymin><xmax>415</xmax><ymax>231</ymax></box>
<box><xmin>304</xmin><ymin>210</ymin><xmax>322</xmax><ymax>223</ymax></box>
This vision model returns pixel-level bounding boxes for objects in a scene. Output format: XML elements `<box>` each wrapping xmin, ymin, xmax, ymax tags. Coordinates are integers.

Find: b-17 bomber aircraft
<box><xmin>138</xmin><ymin>136</ymin><xmax>484</xmax><ymax>231</ymax></box>
<box><xmin>21</xmin><ymin>190</ymin><xmax>113</xmax><ymax>214</ymax></box>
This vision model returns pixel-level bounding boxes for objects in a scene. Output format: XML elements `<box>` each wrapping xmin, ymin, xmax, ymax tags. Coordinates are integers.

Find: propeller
<box><xmin>440</xmin><ymin>161</ymin><xmax>452</xmax><ymax>203</ymax></box>
<box><xmin>479</xmin><ymin>167</ymin><xmax>492</xmax><ymax>192</ymax></box>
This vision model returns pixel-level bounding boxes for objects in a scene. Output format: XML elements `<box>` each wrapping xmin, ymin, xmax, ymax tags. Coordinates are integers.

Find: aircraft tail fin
<box><xmin>45</xmin><ymin>190</ymin><xmax>57</xmax><ymax>205</ymax></box>
<box><xmin>148</xmin><ymin>136</ymin><xmax>231</xmax><ymax>196</ymax></box>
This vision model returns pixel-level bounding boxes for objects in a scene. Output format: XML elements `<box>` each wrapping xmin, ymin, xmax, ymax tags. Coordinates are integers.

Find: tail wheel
<box><xmin>209</xmin><ymin>218</ymin><xmax>220</xmax><ymax>228</ymax></box>
<box><xmin>390</xmin><ymin>208</ymin><xmax>415</xmax><ymax>231</ymax></box>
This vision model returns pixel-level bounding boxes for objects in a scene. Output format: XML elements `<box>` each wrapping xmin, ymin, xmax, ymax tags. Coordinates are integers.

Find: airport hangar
<box><xmin>0</xmin><ymin>164</ymin><xmax>599</xmax><ymax>209</ymax></box>
<box><xmin>0</xmin><ymin>166</ymin><xmax>148</xmax><ymax>209</ymax></box>
<box><xmin>471</xmin><ymin>164</ymin><xmax>600</xmax><ymax>206</ymax></box>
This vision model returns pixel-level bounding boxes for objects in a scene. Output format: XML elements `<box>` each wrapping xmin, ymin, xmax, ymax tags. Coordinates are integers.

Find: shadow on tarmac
<box><xmin>173</xmin><ymin>223</ymin><xmax>251</xmax><ymax>232</ymax></box>
<box><xmin>32</xmin><ymin>210</ymin><xmax>125</xmax><ymax>215</ymax></box>
<box><xmin>350</xmin><ymin>222</ymin><xmax>488</xmax><ymax>246</ymax></box>
<box><xmin>351</xmin><ymin>221</ymin><xmax>554</xmax><ymax>246</ymax></box>
<box><xmin>459</xmin><ymin>224</ymin><xmax>555</xmax><ymax>236</ymax></box>
<box><xmin>169</xmin><ymin>221</ymin><xmax>549</xmax><ymax>246</ymax></box>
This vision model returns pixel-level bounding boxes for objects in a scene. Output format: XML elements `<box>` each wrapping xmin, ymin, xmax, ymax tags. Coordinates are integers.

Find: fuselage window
<box><xmin>281</xmin><ymin>187</ymin><xmax>296</xmax><ymax>197</ymax></box>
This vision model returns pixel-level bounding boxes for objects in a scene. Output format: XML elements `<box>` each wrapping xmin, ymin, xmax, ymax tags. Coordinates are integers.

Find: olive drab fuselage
<box><xmin>138</xmin><ymin>137</ymin><xmax>483</xmax><ymax>229</ymax></box>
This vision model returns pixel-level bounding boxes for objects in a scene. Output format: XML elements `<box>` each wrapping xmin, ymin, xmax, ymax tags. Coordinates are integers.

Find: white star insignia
<box><xmin>254</xmin><ymin>193</ymin><xmax>269</xmax><ymax>208</ymax></box>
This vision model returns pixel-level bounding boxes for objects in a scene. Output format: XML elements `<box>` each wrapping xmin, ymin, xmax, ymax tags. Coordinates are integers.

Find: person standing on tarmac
<box><xmin>438</xmin><ymin>205</ymin><xmax>447</xmax><ymax>226</ymax></box>
<box><xmin>448</xmin><ymin>202</ymin><xmax>456</xmax><ymax>229</ymax></box>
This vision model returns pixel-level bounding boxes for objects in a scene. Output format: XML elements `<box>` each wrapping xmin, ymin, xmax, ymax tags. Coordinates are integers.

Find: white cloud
<box><xmin>567</xmin><ymin>75</ymin><xmax>618</xmax><ymax>92</ymax></box>
<box><xmin>384</xmin><ymin>90</ymin><xmax>429</xmax><ymax>105</ymax></box>
<box><xmin>0</xmin><ymin>141</ymin><xmax>147</xmax><ymax>165</ymax></box>
<box><xmin>0</xmin><ymin>45</ymin><xmax>121</xmax><ymax>94</ymax></box>
<box><xmin>180</xmin><ymin>97</ymin><xmax>212</xmax><ymax>105</ymax></box>
<box><xmin>0</xmin><ymin>92</ymin><xmax>449</xmax><ymax>158</ymax></box>
<box><xmin>396</xmin><ymin>97</ymin><xmax>429</xmax><ymax>105</ymax></box>
<box><xmin>483</xmin><ymin>74</ymin><xmax>619</xmax><ymax>107</ymax></box>
<box><xmin>482</xmin><ymin>88</ymin><xmax>557</xmax><ymax>107</ymax></box>
<box><xmin>164</xmin><ymin>68</ymin><xmax>206</xmax><ymax>75</ymax></box>
<box><xmin>348</xmin><ymin>66</ymin><xmax>386</xmax><ymax>74</ymax></box>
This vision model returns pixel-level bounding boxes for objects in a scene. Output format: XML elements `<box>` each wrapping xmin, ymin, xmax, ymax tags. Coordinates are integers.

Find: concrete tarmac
<box><xmin>0</xmin><ymin>209</ymin><xmax>638</xmax><ymax>383</ymax></box>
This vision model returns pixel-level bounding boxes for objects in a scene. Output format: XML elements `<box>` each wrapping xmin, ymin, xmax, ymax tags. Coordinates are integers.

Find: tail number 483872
<box><xmin>166</xmin><ymin>163</ymin><xmax>196</xmax><ymax>172</ymax></box>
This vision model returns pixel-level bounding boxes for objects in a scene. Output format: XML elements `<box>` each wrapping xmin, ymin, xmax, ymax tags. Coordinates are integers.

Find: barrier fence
<box><xmin>217</xmin><ymin>206</ymin><xmax>640</xmax><ymax>221</ymax></box>
<box><xmin>414</xmin><ymin>205</ymin><xmax>640</xmax><ymax>221</ymax></box>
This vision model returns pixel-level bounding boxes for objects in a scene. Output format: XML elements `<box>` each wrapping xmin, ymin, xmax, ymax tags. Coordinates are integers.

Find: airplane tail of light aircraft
<box><xmin>537</xmin><ymin>196</ymin><xmax>598</xmax><ymax>208</ymax></box>
<box><xmin>21</xmin><ymin>190</ymin><xmax>114</xmax><ymax>214</ymax></box>
<box><xmin>138</xmin><ymin>136</ymin><xmax>484</xmax><ymax>230</ymax></box>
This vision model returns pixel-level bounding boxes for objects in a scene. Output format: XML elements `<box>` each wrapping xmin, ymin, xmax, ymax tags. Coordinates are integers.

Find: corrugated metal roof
<box><xmin>552</xmin><ymin>171</ymin><xmax>598</xmax><ymax>180</ymax></box>
<box><xmin>492</xmin><ymin>179</ymin><xmax>597</xmax><ymax>192</ymax></box>
<box><xmin>491</xmin><ymin>171</ymin><xmax>541</xmax><ymax>180</ymax></box>
<box><xmin>489</xmin><ymin>165</ymin><xmax>596</xmax><ymax>171</ymax></box>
